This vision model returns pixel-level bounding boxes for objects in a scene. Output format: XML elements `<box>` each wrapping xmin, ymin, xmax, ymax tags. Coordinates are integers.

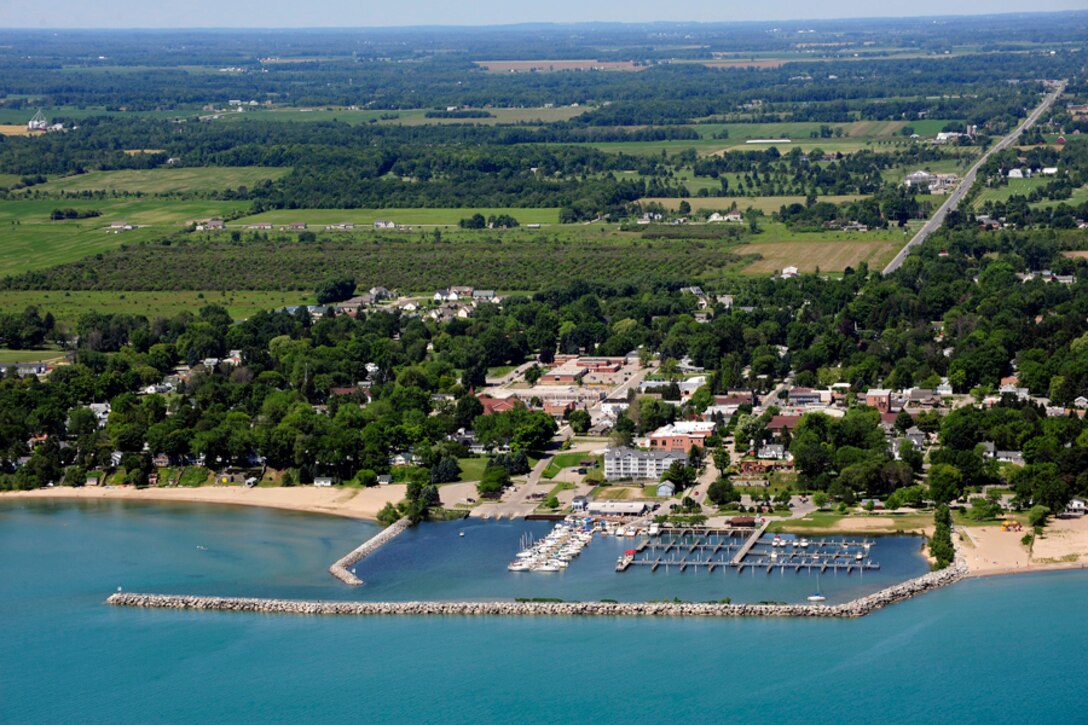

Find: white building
<box><xmin>603</xmin><ymin>446</ymin><xmax>686</xmax><ymax>481</ymax></box>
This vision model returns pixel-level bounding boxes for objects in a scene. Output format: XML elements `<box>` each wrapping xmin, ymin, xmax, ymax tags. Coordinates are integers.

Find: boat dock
<box><xmin>616</xmin><ymin>524</ymin><xmax>880</xmax><ymax>574</ymax></box>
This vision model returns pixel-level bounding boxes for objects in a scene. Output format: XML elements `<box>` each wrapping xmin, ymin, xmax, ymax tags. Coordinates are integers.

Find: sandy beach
<box><xmin>959</xmin><ymin>516</ymin><xmax>1088</xmax><ymax>578</ymax></box>
<box><xmin>1</xmin><ymin>484</ymin><xmax>407</xmax><ymax>521</ymax></box>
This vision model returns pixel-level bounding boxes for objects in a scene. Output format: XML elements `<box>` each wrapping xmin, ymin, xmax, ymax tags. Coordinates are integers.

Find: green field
<box><xmin>213</xmin><ymin>106</ymin><xmax>589</xmax><ymax>126</ymax></box>
<box><xmin>1029</xmin><ymin>184</ymin><xmax>1088</xmax><ymax>209</ymax></box>
<box><xmin>639</xmin><ymin>195</ymin><xmax>868</xmax><ymax>214</ymax></box>
<box><xmin>974</xmin><ymin>177</ymin><xmax>1052</xmax><ymax>206</ymax></box>
<box><xmin>0</xmin><ymin>198</ymin><xmax>253</xmax><ymax>277</ymax></box>
<box><xmin>0</xmin><ymin>346</ymin><xmax>67</xmax><ymax>363</ymax></box>
<box><xmin>0</xmin><ymin>290</ymin><xmax>312</xmax><ymax>326</ymax></box>
<box><xmin>235</xmin><ymin>207</ymin><xmax>561</xmax><ymax>226</ymax></box>
<box><xmin>31</xmin><ymin>167</ymin><xmax>291</xmax><ymax>194</ymax></box>
<box><xmin>542</xmin><ymin>452</ymin><xmax>601</xmax><ymax>479</ymax></box>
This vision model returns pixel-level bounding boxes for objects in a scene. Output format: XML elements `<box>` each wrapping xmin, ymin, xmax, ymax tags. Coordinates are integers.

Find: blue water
<box><xmin>2</xmin><ymin>500</ymin><xmax>1087</xmax><ymax>723</ymax></box>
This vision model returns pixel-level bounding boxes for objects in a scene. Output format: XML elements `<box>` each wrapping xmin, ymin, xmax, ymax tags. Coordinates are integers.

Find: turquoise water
<box><xmin>2</xmin><ymin>500</ymin><xmax>1087</xmax><ymax>723</ymax></box>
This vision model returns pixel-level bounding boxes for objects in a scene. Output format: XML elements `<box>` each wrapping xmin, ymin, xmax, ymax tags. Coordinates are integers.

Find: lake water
<box><xmin>2</xmin><ymin>499</ymin><xmax>1086</xmax><ymax>723</ymax></box>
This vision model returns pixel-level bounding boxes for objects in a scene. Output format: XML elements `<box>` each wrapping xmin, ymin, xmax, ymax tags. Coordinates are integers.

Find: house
<box><xmin>377</xmin><ymin>475</ymin><xmax>393</xmax><ymax>485</ymax></box>
<box><xmin>477</xmin><ymin>394</ymin><xmax>520</xmax><ymax>416</ymax></box>
<box><xmin>937</xmin><ymin>378</ymin><xmax>954</xmax><ymax>396</ymax></box>
<box><xmin>995</xmin><ymin>450</ymin><xmax>1025</xmax><ymax>466</ymax></box>
<box><xmin>648</xmin><ymin>421</ymin><xmax>716</xmax><ymax>453</ymax></box>
<box><xmin>780</xmin><ymin>266</ymin><xmax>799</xmax><ymax>279</ymax></box>
<box><xmin>109</xmin><ymin>221</ymin><xmax>133</xmax><ymax>232</ymax></box>
<box><xmin>1067</xmin><ymin>498</ymin><xmax>1087</xmax><ymax>515</ymax></box>
<box><xmin>600</xmin><ymin>398</ymin><xmax>630</xmax><ymax>418</ymax></box>
<box><xmin>704</xmin><ymin>391</ymin><xmax>758</xmax><ymax>418</ymax></box>
<box><xmin>604</xmin><ymin>446</ymin><xmax>686</xmax><ymax>481</ymax></box>
<box><xmin>1007</xmin><ymin>168</ymin><xmax>1024</xmax><ymax>179</ymax></box>
<box><xmin>571</xmin><ymin>495</ymin><xmax>590</xmax><ymax>512</ymax></box>
<box><xmin>369</xmin><ymin>286</ymin><xmax>392</xmax><ymax>300</ymax></box>
<box><xmin>89</xmin><ymin>403</ymin><xmax>111</xmax><ymax>427</ymax></box>
<box><xmin>757</xmin><ymin>444</ymin><xmax>789</xmax><ymax>460</ymax></box>
<box><xmin>196</xmin><ymin>219</ymin><xmax>226</xmax><ymax>231</ymax></box>
<box><xmin>314</xmin><ymin>477</ymin><xmax>334</xmax><ymax>487</ymax></box>
<box><xmin>1042</xmin><ymin>167</ymin><xmax>1059</xmax><ymax>176</ymax></box>
<box><xmin>865</xmin><ymin>389</ymin><xmax>893</xmax><ymax>413</ymax></box>
<box><xmin>905</xmin><ymin>427</ymin><xmax>927</xmax><ymax>449</ymax></box>
<box><xmin>904</xmin><ymin>170</ymin><xmax>937</xmax><ymax>188</ymax></box>
<box><xmin>1074</xmin><ymin>396</ymin><xmax>1088</xmax><ymax>409</ymax></box>
<box><xmin>656</xmin><ymin>481</ymin><xmax>677</xmax><ymax>497</ymax></box>
<box><xmin>451</xmin><ymin>286</ymin><xmax>474</xmax><ymax>298</ymax></box>
<box><xmin>287</xmin><ymin>222</ymin><xmax>308</xmax><ymax>231</ymax></box>
<box><xmin>472</xmin><ymin>290</ymin><xmax>498</xmax><ymax>303</ymax></box>
<box><xmin>905</xmin><ymin>388</ymin><xmax>940</xmax><ymax>408</ymax></box>
<box><xmin>373</xmin><ymin>220</ymin><xmax>396</xmax><ymax>230</ymax></box>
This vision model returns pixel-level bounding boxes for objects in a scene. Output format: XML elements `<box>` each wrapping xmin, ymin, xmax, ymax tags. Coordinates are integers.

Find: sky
<box><xmin>0</xmin><ymin>0</ymin><xmax>1085</xmax><ymax>28</ymax></box>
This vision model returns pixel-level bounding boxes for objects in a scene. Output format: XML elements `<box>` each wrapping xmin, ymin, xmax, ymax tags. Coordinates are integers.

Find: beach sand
<box><xmin>960</xmin><ymin>516</ymin><xmax>1088</xmax><ymax>577</ymax></box>
<box><xmin>1</xmin><ymin>484</ymin><xmax>407</xmax><ymax>521</ymax></box>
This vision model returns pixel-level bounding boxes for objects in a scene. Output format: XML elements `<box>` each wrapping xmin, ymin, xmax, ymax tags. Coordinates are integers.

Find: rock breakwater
<box><xmin>110</xmin><ymin>560</ymin><xmax>966</xmax><ymax>618</ymax></box>
<box><xmin>328</xmin><ymin>517</ymin><xmax>411</xmax><ymax>585</ymax></box>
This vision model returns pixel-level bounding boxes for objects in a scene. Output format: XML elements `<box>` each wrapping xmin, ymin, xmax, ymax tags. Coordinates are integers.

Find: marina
<box><xmin>615</xmin><ymin>526</ymin><xmax>882</xmax><ymax>575</ymax></box>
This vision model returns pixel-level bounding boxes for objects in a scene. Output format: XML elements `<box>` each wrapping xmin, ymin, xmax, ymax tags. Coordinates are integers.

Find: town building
<box><xmin>604</xmin><ymin>446</ymin><xmax>686</xmax><ymax>481</ymax></box>
<box><xmin>648</xmin><ymin>421</ymin><xmax>716</xmax><ymax>453</ymax></box>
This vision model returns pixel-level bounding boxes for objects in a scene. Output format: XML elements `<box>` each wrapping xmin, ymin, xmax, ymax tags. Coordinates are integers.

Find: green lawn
<box><xmin>235</xmin><ymin>207</ymin><xmax>561</xmax><ymax>226</ymax></box>
<box><xmin>769</xmin><ymin>511</ymin><xmax>935</xmax><ymax>533</ymax></box>
<box><xmin>542</xmin><ymin>452</ymin><xmax>601</xmax><ymax>479</ymax></box>
<box><xmin>456</xmin><ymin>457</ymin><xmax>492</xmax><ymax>483</ymax></box>
<box><xmin>0</xmin><ymin>346</ymin><xmax>67</xmax><ymax>363</ymax></box>
<box><xmin>31</xmin><ymin>167</ymin><xmax>291</xmax><ymax>195</ymax></box>
<box><xmin>0</xmin><ymin>290</ymin><xmax>312</xmax><ymax>326</ymax></box>
<box><xmin>1029</xmin><ymin>184</ymin><xmax>1088</xmax><ymax>210</ymax></box>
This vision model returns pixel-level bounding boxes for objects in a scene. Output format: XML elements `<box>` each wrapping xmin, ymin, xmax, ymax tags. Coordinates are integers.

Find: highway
<box><xmin>881</xmin><ymin>81</ymin><xmax>1066</xmax><ymax>276</ymax></box>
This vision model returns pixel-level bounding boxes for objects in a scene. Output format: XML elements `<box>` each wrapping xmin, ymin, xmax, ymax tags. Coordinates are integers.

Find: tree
<box><xmin>567</xmin><ymin>409</ymin><xmax>591</xmax><ymax>434</ymax></box>
<box><xmin>927</xmin><ymin>463</ymin><xmax>963</xmax><ymax>505</ymax></box>
<box><xmin>662</xmin><ymin>460</ymin><xmax>696</xmax><ymax>490</ymax></box>
<box><xmin>314</xmin><ymin>276</ymin><xmax>356</xmax><ymax>305</ymax></box>
<box><xmin>712</xmin><ymin>447</ymin><xmax>731</xmax><ymax>473</ymax></box>
<box><xmin>1028</xmin><ymin>505</ymin><xmax>1050</xmax><ymax>528</ymax></box>
<box><xmin>524</xmin><ymin>364</ymin><xmax>543</xmax><ymax>385</ymax></box>
<box><xmin>812</xmin><ymin>491</ymin><xmax>829</xmax><ymax>509</ymax></box>
<box><xmin>430</xmin><ymin>456</ymin><xmax>461</xmax><ymax>484</ymax></box>
<box><xmin>477</xmin><ymin>464</ymin><xmax>511</xmax><ymax>497</ymax></box>
<box><xmin>707</xmin><ymin>476</ymin><xmax>741</xmax><ymax>506</ymax></box>
<box><xmin>929</xmin><ymin>504</ymin><xmax>955</xmax><ymax>569</ymax></box>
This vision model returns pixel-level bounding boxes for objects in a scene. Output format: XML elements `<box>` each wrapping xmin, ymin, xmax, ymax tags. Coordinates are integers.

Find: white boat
<box><xmin>855</xmin><ymin>552</ymin><xmax>864</xmax><ymax>560</ymax></box>
<box><xmin>799</xmin><ymin>538</ymin><xmax>810</xmax><ymax>548</ymax></box>
<box><xmin>807</xmin><ymin>574</ymin><xmax>826</xmax><ymax>602</ymax></box>
<box><xmin>507</xmin><ymin>561</ymin><xmax>531</xmax><ymax>572</ymax></box>
<box><xmin>533</xmin><ymin>562</ymin><xmax>560</xmax><ymax>572</ymax></box>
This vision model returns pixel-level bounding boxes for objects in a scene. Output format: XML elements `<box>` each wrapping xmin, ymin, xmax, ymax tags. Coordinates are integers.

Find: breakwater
<box><xmin>328</xmin><ymin>517</ymin><xmax>411</xmax><ymax>586</ymax></box>
<box><xmin>110</xmin><ymin>559</ymin><xmax>967</xmax><ymax>618</ymax></box>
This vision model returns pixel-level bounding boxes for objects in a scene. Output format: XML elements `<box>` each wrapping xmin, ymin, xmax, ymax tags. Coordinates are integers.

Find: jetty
<box><xmin>106</xmin><ymin>559</ymin><xmax>967</xmax><ymax>619</ymax></box>
<box><xmin>328</xmin><ymin>517</ymin><xmax>411</xmax><ymax>586</ymax></box>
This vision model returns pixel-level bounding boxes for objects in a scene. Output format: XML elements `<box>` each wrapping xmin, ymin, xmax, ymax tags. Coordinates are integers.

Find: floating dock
<box><xmin>616</xmin><ymin>525</ymin><xmax>880</xmax><ymax>574</ymax></box>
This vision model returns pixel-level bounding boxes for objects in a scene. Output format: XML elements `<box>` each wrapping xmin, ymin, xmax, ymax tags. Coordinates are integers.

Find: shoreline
<box><xmin>0</xmin><ymin>484</ymin><xmax>407</xmax><ymax>522</ymax></box>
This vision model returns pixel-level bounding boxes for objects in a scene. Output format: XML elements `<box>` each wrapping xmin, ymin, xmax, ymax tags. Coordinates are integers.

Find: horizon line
<box><xmin>1</xmin><ymin>9</ymin><xmax>1086</xmax><ymax>32</ymax></box>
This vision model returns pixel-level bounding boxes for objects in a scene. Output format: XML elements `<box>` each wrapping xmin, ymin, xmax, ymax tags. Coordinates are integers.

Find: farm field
<box><xmin>0</xmin><ymin>290</ymin><xmax>313</xmax><ymax>326</ymax></box>
<box><xmin>638</xmin><ymin>195</ymin><xmax>867</xmax><ymax>214</ymax></box>
<box><xmin>0</xmin><ymin>125</ymin><xmax>36</xmax><ymax>137</ymax></box>
<box><xmin>0</xmin><ymin>198</ymin><xmax>252</xmax><ymax>276</ymax></box>
<box><xmin>474</xmin><ymin>59</ymin><xmax>642</xmax><ymax>72</ymax></box>
<box><xmin>214</xmin><ymin>106</ymin><xmax>589</xmax><ymax>126</ymax></box>
<box><xmin>234</xmin><ymin>207</ymin><xmax>562</xmax><ymax>226</ymax></box>
<box><xmin>30</xmin><ymin>167</ymin><xmax>291</xmax><ymax>194</ymax></box>
<box><xmin>734</xmin><ymin>240</ymin><xmax>903</xmax><ymax>274</ymax></box>
<box><xmin>1030</xmin><ymin>185</ymin><xmax>1088</xmax><ymax>209</ymax></box>
<box><xmin>973</xmin><ymin>176</ymin><xmax>1052</xmax><ymax>206</ymax></box>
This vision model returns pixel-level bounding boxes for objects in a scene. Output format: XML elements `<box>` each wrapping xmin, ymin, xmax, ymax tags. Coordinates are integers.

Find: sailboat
<box><xmin>807</xmin><ymin>574</ymin><xmax>826</xmax><ymax>603</ymax></box>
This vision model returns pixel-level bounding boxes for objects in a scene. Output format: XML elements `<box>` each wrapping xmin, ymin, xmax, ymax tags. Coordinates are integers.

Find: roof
<box><xmin>605</xmin><ymin>446</ymin><xmax>686</xmax><ymax>462</ymax></box>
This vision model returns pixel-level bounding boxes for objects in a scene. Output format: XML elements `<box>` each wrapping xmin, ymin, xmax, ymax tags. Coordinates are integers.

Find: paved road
<box><xmin>882</xmin><ymin>81</ymin><xmax>1066</xmax><ymax>276</ymax></box>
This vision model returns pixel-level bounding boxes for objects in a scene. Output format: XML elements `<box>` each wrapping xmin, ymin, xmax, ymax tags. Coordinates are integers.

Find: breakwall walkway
<box><xmin>328</xmin><ymin>517</ymin><xmax>411</xmax><ymax>585</ymax></box>
<box><xmin>109</xmin><ymin>560</ymin><xmax>967</xmax><ymax>619</ymax></box>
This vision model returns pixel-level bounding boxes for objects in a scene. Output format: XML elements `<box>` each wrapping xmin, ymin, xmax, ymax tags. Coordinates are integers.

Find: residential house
<box><xmin>780</xmin><ymin>266</ymin><xmax>799</xmax><ymax>279</ymax></box>
<box><xmin>757</xmin><ymin>443</ymin><xmax>789</xmax><ymax>460</ymax></box>
<box><xmin>905</xmin><ymin>427</ymin><xmax>927</xmax><ymax>449</ymax></box>
<box><xmin>314</xmin><ymin>477</ymin><xmax>334</xmax><ymax>487</ymax></box>
<box><xmin>995</xmin><ymin>450</ymin><xmax>1025</xmax><ymax>466</ymax></box>
<box><xmin>373</xmin><ymin>220</ymin><xmax>396</xmax><ymax>229</ymax></box>
<box><xmin>766</xmin><ymin>415</ymin><xmax>801</xmax><ymax>434</ymax></box>
<box><xmin>571</xmin><ymin>495</ymin><xmax>590</xmax><ymax>512</ymax></box>
<box><xmin>656</xmin><ymin>481</ymin><xmax>677</xmax><ymax>497</ymax></box>
<box><xmin>472</xmin><ymin>290</ymin><xmax>498</xmax><ymax>303</ymax></box>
